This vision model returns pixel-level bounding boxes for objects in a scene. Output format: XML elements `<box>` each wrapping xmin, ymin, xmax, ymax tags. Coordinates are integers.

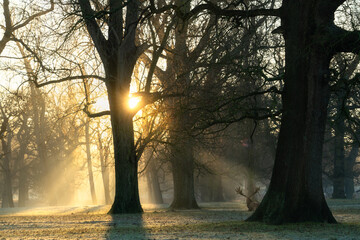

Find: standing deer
<box><xmin>235</xmin><ymin>186</ymin><xmax>260</xmax><ymax>211</ymax></box>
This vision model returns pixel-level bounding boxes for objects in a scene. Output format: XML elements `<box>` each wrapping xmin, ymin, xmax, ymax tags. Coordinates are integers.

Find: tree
<box><xmin>329</xmin><ymin>54</ymin><xmax>360</xmax><ymax>199</ymax></box>
<box><xmin>77</xmin><ymin>0</ymin><xmax>145</xmax><ymax>213</ymax></box>
<box><xmin>145</xmin><ymin>0</ymin><xmax>218</xmax><ymax>209</ymax></box>
<box><xmin>182</xmin><ymin>0</ymin><xmax>360</xmax><ymax>223</ymax></box>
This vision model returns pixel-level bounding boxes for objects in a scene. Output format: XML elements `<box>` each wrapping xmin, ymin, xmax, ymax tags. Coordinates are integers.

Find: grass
<box><xmin>0</xmin><ymin>199</ymin><xmax>360</xmax><ymax>239</ymax></box>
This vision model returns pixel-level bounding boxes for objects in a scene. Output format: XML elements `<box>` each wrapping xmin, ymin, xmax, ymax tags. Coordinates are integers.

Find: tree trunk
<box><xmin>2</xmin><ymin>170</ymin><xmax>14</xmax><ymax>208</ymax></box>
<box><xmin>248</xmin><ymin>2</ymin><xmax>336</xmax><ymax>223</ymax></box>
<box><xmin>170</xmin><ymin>139</ymin><xmax>199</xmax><ymax>209</ymax></box>
<box><xmin>210</xmin><ymin>175</ymin><xmax>225</xmax><ymax>202</ymax></box>
<box><xmin>332</xmin><ymin>88</ymin><xmax>346</xmax><ymax>198</ymax></box>
<box><xmin>79</xmin><ymin>0</ymin><xmax>142</xmax><ymax>214</ymax></box>
<box><xmin>30</xmin><ymin>85</ymin><xmax>50</xmax><ymax>203</ymax></box>
<box><xmin>345</xmin><ymin>144</ymin><xmax>359</xmax><ymax>199</ymax></box>
<box><xmin>85</xmin><ymin>119</ymin><xmax>97</xmax><ymax>204</ymax></box>
<box><xmin>1</xmin><ymin>134</ymin><xmax>14</xmax><ymax>208</ymax></box>
<box><xmin>146</xmin><ymin>159</ymin><xmax>164</xmax><ymax>204</ymax></box>
<box><xmin>18</xmin><ymin>145</ymin><xmax>29</xmax><ymax>207</ymax></box>
<box><xmin>107</xmin><ymin>82</ymin><xmax>142</xmax><ymax>214</ymax></box>
<box><xmin>245</xmin><ymin>128</ymin><xmax>258</xmax><ymax>207</ymax></box>
<box><xmin>17</xmin><ymin>114</ymin><xmax>30</xmax><ymax>207</ymax></box>
<box><xmin>98</xmin><ymin>131</ymin><xmax>111</xmax><ymax>204</ymax></box>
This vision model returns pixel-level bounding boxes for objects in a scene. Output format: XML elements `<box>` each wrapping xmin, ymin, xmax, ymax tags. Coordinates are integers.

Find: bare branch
<box><xmin>0</xmin><ymin>0</ymin><xmax>12</xmax><ymax>54</ymax></box>
<box><xmin>145</xmin><ymin>19</ymin><xmax>175</xmax><ymax>93</ymax></box>
<box><xmin>78</xmin><ymin>0</ymin><xmax>108</xmax><ymax>62</ymax></box>
<box><xmin>83</xmin><ymin>105</ymin><xmax>110</xmax><ymax>118</ymax></box>
<box><xmin>13</xmin><ymin>0</ymin><xmax>55</xmax><ymax>31</ymax></box>
<box><xmin>187</xmin><ymin>3</ymin><xmax>281</xmax><ymax>19</ymax></box>
<box><xmin>34</xmin><ymin>75</ymin><xmax>105</xmax><ymax>88</ymax></box>
<box><xmin>148</xmin><ymin>1</ymin><xmax>281</xmax><ymax>20</ymax></box>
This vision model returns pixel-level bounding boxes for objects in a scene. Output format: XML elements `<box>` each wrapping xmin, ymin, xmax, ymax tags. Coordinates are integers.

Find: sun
<box><xmin>128</xmin><ymin>96</ymin><xmax>141</xmax><ymax>109</ymax></box>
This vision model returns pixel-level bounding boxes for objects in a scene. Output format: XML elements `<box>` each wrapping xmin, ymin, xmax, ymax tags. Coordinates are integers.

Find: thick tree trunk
<box><xmin>248</xmin><ymin>2</ymin><xmax>336</xmax><ymax>223</ymax></box>
<box><xmin>170</xmin><ymin>139</ymin><xmax>199</xmax><ymax>209</ymax></box>
<box><xmin>85</xmin><ymin>119</ymin><xmax>97</xmax><ymax>204</ymax></box>
<box><xmin>107</xmin><ymin>83</ymin><xmax>142</xmax><ymax>214</ymax></box>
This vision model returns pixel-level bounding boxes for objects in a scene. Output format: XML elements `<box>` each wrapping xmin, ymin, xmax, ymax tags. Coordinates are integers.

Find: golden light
<box><xmin>128</xmin><ymin>96</ymin><xmax>141</xmax><ymax>109</ymax></box>
<box><xmin>93</xmin><ymin>96</ymin><xmax>109</xmax><ymax>111</ymax></box>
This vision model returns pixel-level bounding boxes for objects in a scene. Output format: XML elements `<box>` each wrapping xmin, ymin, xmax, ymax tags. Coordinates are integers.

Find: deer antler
<box><xmin>248</xmin><ymin>187</ymin><xmax>260</xmax><ymax>199</ymax></box>
<box><xmin>235</xmin><ymin>186</ymin><xmax>259</xmax><ymax>199</ymax></box>
<box><xmin>235</xmin><ymin>187</ymin><xmax>246</xmax><ymax>197</ymax></box>
<box><xmin>235</xmin><ymin>186</ymin><xmax>260</xmax><ymax>211</ymax></box>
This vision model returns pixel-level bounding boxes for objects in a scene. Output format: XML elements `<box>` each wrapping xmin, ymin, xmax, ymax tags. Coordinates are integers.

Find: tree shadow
<box><xmin>105</xmin><ymin>213</ymin><xmax>147</xmax><ymax>239</ymax></box>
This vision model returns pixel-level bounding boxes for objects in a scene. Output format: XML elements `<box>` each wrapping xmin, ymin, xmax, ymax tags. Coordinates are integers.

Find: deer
<box><xmin>235</xmin><ymin>186</ymin><xmax>260</xmax><ymax>211</ymax></box>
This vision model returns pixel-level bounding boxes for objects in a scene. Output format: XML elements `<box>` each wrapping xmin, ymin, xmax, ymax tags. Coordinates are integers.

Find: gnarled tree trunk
<box><xmin>248</xmin><ymin>1</ymin><xmax>337</xmax><ymax>223</ymax></box>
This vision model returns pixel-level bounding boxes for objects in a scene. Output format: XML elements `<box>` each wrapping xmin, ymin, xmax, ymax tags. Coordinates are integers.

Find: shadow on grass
<box><xmin>103</xmin><ymin>207</ymin><xmax>360</xmax><ymax>239</ymax></box>
<box><xmin>105</xmin><ymin>213</ymin><xmax>148</xmax><ymax>239</ymax></box>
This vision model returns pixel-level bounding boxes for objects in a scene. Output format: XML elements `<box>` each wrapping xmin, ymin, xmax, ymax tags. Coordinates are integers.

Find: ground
<box><xmin>0</xmin><ymin>200</ymin><xmax>360</xmax><ymax>239</ymax></box>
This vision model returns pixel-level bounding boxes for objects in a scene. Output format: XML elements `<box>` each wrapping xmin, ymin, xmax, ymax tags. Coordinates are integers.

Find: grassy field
<box><xmin>0</xmin><ymin>200</ymin><xmax>359</xmax><ymax>239</ymax></box>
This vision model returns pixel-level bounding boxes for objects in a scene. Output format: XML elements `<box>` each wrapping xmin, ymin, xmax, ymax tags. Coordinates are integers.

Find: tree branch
<box><xmin>0</xmin><ymin>0</ymin><xmax>12</xmax><ymax>54</ymax></box>
<box><xmin>145</xmin><ymin>19</ymin><xmax>175</xmax><ymax>93</ymax></box>
<box><xmin>186</xmin><ymin>2</ymin><xmax>281</xmax><ymax>19</ymax></box>
<box><xmin>189</xmin><ymin>14</ymin><xmax>216</xmax><ymax>62</ymax></box>
<box><xmin>12</xmin><ymin>0</ymin><xmax>54</xmax><ymax>31</ymax></box>
<box><xmin>330</xmin><ymin>25</ymin><xmax>360</xmax><ymax>55</ymax></box>
<box><xmin>148</xmin><ymin>1</ymin><xmax>281</xmax><ymax>21</ymax></box>
<box><xmin>34</xmin><ymin>75</ymin><xmax>105</xmax><ymax>88</ymax></box>
<box><xmin>83</xmin><ymin>105</ymin><xmax>110</xmax><ymax>118</ymax></box>
<box><xmin>78</xmin><ymin>0</ymin><xmax>108</xmax><ymax>62</ymax></box>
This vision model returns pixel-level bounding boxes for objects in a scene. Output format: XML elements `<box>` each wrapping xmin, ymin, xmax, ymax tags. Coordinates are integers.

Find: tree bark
<box><xmin>248</xmin><ymin>1</ymin><xmax>337</xmax><ymax>223</ymax></box>
<box><xmin>107</xmin><ymin>82</ymin><xmax>142</xmax><ymax>213</ymax></box>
